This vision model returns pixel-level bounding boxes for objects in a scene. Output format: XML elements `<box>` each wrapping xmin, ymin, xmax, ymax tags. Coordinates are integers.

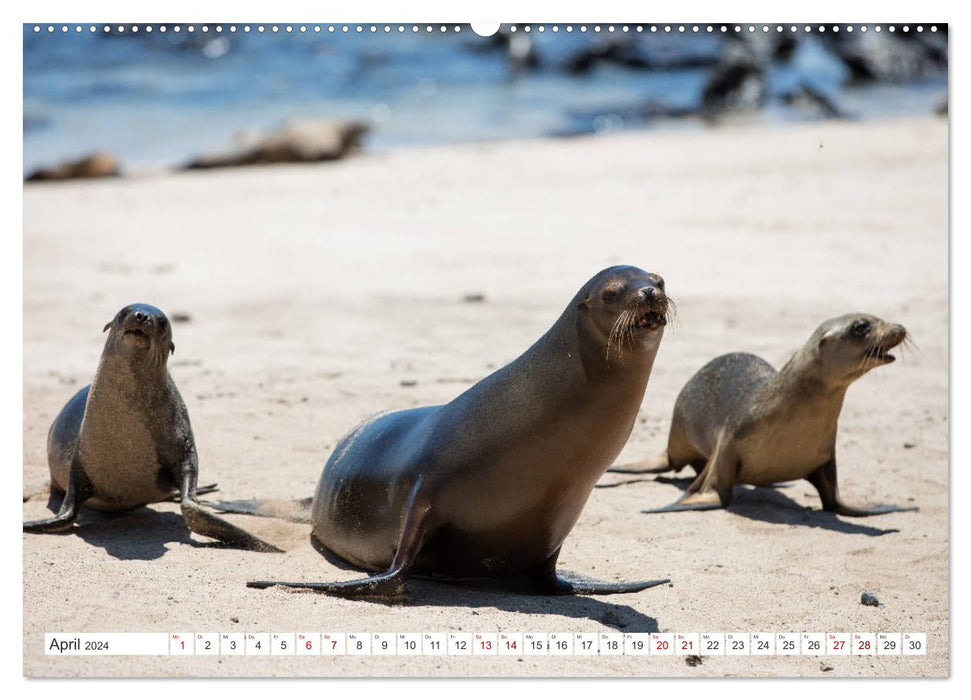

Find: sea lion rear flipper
<box><xmin>210</xmin><ymin>497</ymin><xmax>314</xmax><ymax>524</ymax></box>
<box><xmin>640</xmin><ymin>491</ymin><xmax>724</xmax><ymax>514</ymax></box>
<box><xmin>606</xmin><ymin>451</ymin><xmax>676</xmax><ymax>475</ymax></box>
<box><xmin>247</xmin><ymin>485</ymin><xmax>432</xmax><ymax>600</ymax></box>
<box><xmin>23</xmin><ymin>463</ymin><xmax>86</xmax><ymax>533</ymax></box>
<box><xmin>807</xmin><ymin>459</ymin><xmax>919</xmax><ymax>517</ymax></box>
<box><xmin>178</xmin><ymin>470</ymin><xmax>284</xmax><ymax>553</ymax></box>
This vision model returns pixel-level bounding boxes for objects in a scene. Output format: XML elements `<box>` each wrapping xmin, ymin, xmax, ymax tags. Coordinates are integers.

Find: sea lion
<box><xmin>246</xmin><ymin>265</ymin><xmax>672</xmax><ymax>598</ymax></box>
<box><xmin>607</xmin><ymin>313</ymin><xmax>918</xmax><ymax>516</ymax></box>
<box><xmin>23</xmin><ymin>304</ymin><xmax>281</xmax><ymax>552</ymax></box>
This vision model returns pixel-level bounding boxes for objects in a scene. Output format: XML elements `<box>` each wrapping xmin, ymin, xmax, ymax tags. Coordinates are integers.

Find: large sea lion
<box><xmin>246</xmin><ymin>265</ymin><xmax>672</xmax><ymax>598</ymax></box>
<box><xmin>23</xmin><ymin>304</ymin><xmax>281</xmax><ymax>552</ymax></box>
<box><xmin>607</xmin><ymin>313</ymin><xmax>918</xmax><ymax>516</ymax></box>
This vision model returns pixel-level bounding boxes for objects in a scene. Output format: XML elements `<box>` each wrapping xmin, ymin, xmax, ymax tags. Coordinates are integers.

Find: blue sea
<box><xmin>23</xmin><ymin>24</ymin><xmax>948</xmax><ymax>174</ymax></box>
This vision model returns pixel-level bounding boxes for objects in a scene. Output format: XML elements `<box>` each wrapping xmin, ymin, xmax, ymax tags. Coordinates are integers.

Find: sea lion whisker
<box><xmin>606</xmin><ymin>308</ymin><xmax>631</xmax><ymax>365</ymax></box>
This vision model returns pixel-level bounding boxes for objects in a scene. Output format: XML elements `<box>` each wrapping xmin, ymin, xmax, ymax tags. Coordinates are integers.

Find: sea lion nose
<box><xmin>639</xmin><ymin>286</ymin><xmax>661</xmax><ymax>301</ymax></box>
<box><xmin>134</xmin><ymin>311</ymin><xmax>146</xmax><ymax>322</ymax></box>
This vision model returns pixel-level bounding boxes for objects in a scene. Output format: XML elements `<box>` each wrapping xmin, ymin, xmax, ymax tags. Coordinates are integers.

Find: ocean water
<box><xmin>23</xmin><ymin>25</ymin><xmax>948</xmax><ymax>174</ymax></box>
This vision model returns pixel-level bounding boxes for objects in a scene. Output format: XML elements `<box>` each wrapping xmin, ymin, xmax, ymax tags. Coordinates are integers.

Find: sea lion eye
<box><xmin>602</xmin><ymin>290</ymin><xmax>618</xmax><ymax>304</ymax></box>
<box><xmin>851</xmin><ymin>319</ymin><xmax>871</xmax><ymax>336</ymax></box>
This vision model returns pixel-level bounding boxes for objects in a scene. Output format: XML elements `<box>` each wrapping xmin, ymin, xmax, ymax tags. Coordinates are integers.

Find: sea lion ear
<box><xmin>169</xmin><ymin>341</ymin><xmax>175</xmax><ymax>355</ymax></box>
<box><xmin>103</xmin><ymin>322</ymin><xmax>112</xmax><ymax>333</ymax></box>
<box><xmin>577</xmin><ymin>295</ymin><xmax>591</xmax><ymax>311</ymax></box>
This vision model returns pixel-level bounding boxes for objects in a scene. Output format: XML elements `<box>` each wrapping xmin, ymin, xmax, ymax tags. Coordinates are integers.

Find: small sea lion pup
<box><xmin>23</xmin><ymin>304</ymin><xmax>281</xmax><ymax>552</ymax></box>
<box><xmin>247</xmin><ymin>266</ymin><xmax>672</xmax><ymax>599</ymax></box>
<box><xmin>607</xmin><ymin>314</ymin><xmax>918</xmax><ymax>516</ymax></box>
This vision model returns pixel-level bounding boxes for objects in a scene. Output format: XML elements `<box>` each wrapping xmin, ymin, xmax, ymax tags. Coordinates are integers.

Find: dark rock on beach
<box><xmin>184</xmin><ymin>119</ymin><xmax>370</xmax><ymax>170</ymax></box>
<box><xmin>25</xmin><ymin>152</ymin><xmax>120</xmax><ymax>182</ymax></box>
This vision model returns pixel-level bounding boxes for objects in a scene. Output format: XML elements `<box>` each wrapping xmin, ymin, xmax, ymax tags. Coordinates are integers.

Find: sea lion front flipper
<box><xmin>178</xmin><ymin>470</ymin><xmax>284</xmax><ymax>553</ymax></box>
<box><xmin>532</xmin><ymin>551</ymin><xmax>669</xmax><ymax>595</ymax></box>
<box><xmin>640</xmin><ymin>490</ymin><xmax>725</xmax><ymax>514</ymax></box>
<box><xmin>807</xmin><ymin>459</ymin><xmax>919</xmax><ymax>517</ymax></box>
<box><xmin>641</xmin><ymin>442</ymin><xmax>736</xmax><ymax>514</ymax></box>
<box><xmin>247</xmin><ymin>486</ymin><xmax>432</xmax><ymax>600</ymax></box>
<box><xmin>247</xmin><ymin>569</ymin><xmax>408</xmax><ymax>600</ymax></box>
<box><xmin>23</xmin><ymin>462</ymin><xmax>87</xmax><ymax>533</ymax></box>
<box><xmin>549</xmin><ymin>572</ymin><xmax>671</xmax><ymax>596</ymax></box>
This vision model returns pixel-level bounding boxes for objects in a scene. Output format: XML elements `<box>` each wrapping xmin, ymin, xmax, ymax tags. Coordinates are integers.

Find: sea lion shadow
<box><xmin>403</xmin><ymin>582</ymin><xmax>661</xmax><ymax>633</ymax></box>
<box><xmin>729</xmin><ymin>486</ymin><xmax>900</xmax><ymax>536</ymax></box>
<box><xmin>309</xmin><ymin>535</ymin><xmax>661</xmax><ymax>631</ymax></box>
<box><xmin>71</xmin><ymin>508</ymin><xmax>225</xmax><ymax>560</ymax></box>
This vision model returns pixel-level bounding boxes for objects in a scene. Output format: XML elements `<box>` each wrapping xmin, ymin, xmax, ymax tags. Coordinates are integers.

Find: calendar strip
<box><xmin>44</xmin><ymin>632</ymin><xmax>927</xmax><ymax>656</ymax></box>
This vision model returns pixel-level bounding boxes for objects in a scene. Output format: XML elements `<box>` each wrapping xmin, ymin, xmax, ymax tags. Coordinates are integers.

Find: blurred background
<box><xmin>24</xmin><ymin>23</ymin><xmax>947</xmax><ymax>176</ymax></box>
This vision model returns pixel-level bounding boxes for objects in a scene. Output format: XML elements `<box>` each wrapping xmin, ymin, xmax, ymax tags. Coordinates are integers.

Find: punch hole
<box><xmin>471</xmin><ymin>23</ymin><xmax>499</xmax><ymax>36</ymax></box>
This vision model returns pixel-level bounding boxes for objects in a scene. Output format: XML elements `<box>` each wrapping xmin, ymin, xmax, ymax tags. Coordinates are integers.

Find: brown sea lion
<box><xmin>23</xmin><ymin>304</ymin><xmax>281</xmax><ymax>552</ymax></box>
<box><xmin>245</xmin><ymin>265</ymin><xmax>672</xmax><ymax>598</ymax></box>
<box><xmin>607</xmin><ymin>314</ymin><xmax>918</xmax><ymax>516</ymax></box>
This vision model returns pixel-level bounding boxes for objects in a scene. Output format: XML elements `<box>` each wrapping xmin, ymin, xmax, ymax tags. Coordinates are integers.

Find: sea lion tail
<box><xmin>209</xmin><ymin>497</ymin><xmax>314</xmax><ymax>524</ymax></box>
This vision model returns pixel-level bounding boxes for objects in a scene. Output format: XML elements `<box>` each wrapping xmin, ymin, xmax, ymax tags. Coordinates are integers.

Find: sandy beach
<box><xmin>22</xmin><ymin>116</ymin><xmax>948</xmax><ymax>677</ymax></box>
